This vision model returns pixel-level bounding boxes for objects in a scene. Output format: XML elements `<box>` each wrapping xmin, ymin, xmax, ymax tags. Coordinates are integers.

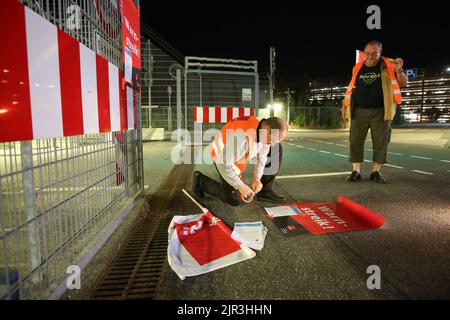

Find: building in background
<box><xmin>307</xmin><ymin>65</ymin><xmax>450</xmax><ymax>124</ymax></box>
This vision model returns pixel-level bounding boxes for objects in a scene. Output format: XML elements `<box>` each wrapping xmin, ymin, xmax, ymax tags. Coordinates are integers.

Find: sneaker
<box><xmin>370</xmin><ymin>171</ymin><xmax>386</xmax><ymax>183</ymax></box>
<box><xmin>346</xmin><ymin>171</ymin><xmax>361</xmax><ymax>182</ymax></box>
<box><xmin>193</xmin><ymin>171</ymin><xmax>205</xmax><ymax>198</ymax></box>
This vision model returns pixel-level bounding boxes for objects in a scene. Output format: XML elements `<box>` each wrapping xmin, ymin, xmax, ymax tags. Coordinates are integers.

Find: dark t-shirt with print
<box><xmin>353</xmin><ymin>62</ymin><xmax>384</xmax><ymax>108</ymax></box>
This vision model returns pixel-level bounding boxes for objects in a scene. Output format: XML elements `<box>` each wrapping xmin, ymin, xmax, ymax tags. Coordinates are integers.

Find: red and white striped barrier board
<box><xmin>0</xmin><ymin>0</ymin><xmax>135</xmax><ymax>143</ymax></box>
<box><xmin>193</xmin><ymin>106</ymin><xmax>254</xmax><ymax>123</ymax></box>
<box><xmin>194</xmin><ymin>106</ymin><xmax>254</xmax><ymax>123</ymax></box>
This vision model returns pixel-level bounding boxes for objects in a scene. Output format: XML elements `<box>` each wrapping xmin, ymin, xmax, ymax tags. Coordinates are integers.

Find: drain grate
<box><xmin>90</xmin><ymin>164</ymin><xmax>196</xmax><ymax>300</ymax></box>
<box><xmin>91</xmin><ymin>215</ymin><xmax>170</xmax><ymax>299</ymax></box>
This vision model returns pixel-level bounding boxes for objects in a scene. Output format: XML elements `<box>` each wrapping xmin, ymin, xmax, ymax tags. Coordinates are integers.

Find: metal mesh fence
<box><xmin>1</xmin><ymin>0</ymin><xmax>143</xmax><ymax>299</ymax></box>
<box><xmin>183</xmin><ymin>71</ymin><xmax>259</xmax><ymax>130</ymax></box>
<box><xmin>1</xmin><ymin>132</ymin><xmax>141</xmax><ymax>299</ymax></box>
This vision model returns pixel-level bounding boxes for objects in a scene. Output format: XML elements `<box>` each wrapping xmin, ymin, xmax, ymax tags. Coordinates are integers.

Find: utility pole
<box><xmin>284</xmin><ymin>88</ymin><xmax>295</xmax><ymax>126</ymax></box>
<box><xmin>269</xmin><ymin>47</ymin><xmax>276</xmax><ymax>117</ymax></box>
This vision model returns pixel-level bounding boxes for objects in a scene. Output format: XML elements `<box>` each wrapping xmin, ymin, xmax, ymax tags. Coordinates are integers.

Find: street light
<box><xmin>273</xmin><ymin>103</ymin><xmax>283</xmax><ymax>114</ymax></box>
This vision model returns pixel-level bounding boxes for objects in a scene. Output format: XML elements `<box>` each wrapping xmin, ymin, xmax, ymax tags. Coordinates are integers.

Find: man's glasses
<box><xmin>364</xmin><ymin>51</ymin><xmax>380</xmax><ymax>56</ymax></box>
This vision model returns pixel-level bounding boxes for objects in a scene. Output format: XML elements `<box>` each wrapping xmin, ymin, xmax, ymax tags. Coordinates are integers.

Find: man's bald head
<box><xmin>266</xmin><ymin>117</ymin><xmax>288</xmax><ymax>133</ymax></box>
<box><xmin>261</xmin><ymin>117</ymin><xmax>288</xmax><ymax>145</ymax></box>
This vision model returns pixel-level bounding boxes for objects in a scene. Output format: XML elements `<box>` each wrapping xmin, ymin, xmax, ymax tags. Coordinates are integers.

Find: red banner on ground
<box><xmin>168</xmin><ymin>212</ymin><xmax>255</xmax><ymax>280</ymax></box>
<box><xmin>266</xmin><ymin>195</ymin><xmax>386</xmax><ymax>236</ymax></box>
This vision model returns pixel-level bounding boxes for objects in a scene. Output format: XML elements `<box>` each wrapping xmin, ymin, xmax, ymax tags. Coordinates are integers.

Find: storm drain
<box><xmin>90</xmin><ymin>163</ymin><xmax>196</xmax><ymax>300</ymax></box>
<box><xmin>90</xmin><ymin>215</ymin><xmax>170</xmax><ymax>299</ymax></box>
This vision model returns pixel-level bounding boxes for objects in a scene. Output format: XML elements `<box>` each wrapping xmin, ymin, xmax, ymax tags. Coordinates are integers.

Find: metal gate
<box><xmin>184</xmin><ymin>56</ymin><xmax>260</xmax><ymax>132</ymax></box>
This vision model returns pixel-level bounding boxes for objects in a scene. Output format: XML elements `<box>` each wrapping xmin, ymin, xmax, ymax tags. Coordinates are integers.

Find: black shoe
<box><xmin>346</xmin><ymin>171</ymin><xmax>362</xmax><ymax>182</ymax></box>
<box><xmin>193</xmin><ymin>171</ymin><xmax>205</xmax><ymax>198</ymax></box>
<box><xmin>370</xmin><ymin>171</ymin><xmax>386</xmax><ymax>184</ymax></box>
<box><xmin>257</xmin><ymin>190</ymin><xmax>286</xmax><ymax>202</ymax></box>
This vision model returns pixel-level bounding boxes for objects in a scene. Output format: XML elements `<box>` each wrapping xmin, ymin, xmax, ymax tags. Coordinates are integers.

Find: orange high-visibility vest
<box><xmin>343</xmin><ymin>57</ymin><xmax>402</xmax><ymax>108</ymax></box>
<box><xmin>209</xmin><ymin>116</ymin><xmax>260</xmax><ymax>177</ymax></box>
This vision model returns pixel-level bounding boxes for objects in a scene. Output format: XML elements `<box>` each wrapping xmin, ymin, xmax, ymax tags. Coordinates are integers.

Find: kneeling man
<box><xmin>193</xmin><ymin>116</ymin><xmax>288</xmax><ymax>206</ymax></box>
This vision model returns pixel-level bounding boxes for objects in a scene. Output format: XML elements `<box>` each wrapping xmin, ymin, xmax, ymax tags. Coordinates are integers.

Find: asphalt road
<box><xmin>151</xmin><ymin>128</ymin><xmax>450</xmax><ymax>300</ymax></box>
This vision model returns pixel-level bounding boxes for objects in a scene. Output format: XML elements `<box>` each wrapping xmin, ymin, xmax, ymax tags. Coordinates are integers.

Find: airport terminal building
<box><xmin>307</xmin><ymin>65</ymin><xmax>450</xmax><ymax>124</ymax></box>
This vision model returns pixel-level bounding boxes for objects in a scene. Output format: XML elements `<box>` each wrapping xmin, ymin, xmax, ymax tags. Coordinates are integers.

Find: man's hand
<box><xmin>238</xmin><ymin>184</ymin><xmax>255</xmax><ymax>200</ymax></box>
<box><xmin>394</xmin><ymin>58</ymin><xmax>404</xmax><ymax>73</ymax></box>
<box><xmin>251</xmin><ymin>177</ymin><xmax>263</xmax><ymax>194</ymax></box>
<box><xmin>394</xmin><ymin>58</ymin><xmax>408</xmax><ymax>87</ymax></box>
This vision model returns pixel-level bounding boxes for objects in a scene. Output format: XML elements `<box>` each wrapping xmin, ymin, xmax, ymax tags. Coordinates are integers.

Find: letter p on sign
<box><xmin>66</xmin><ymin>265</ymin><xmax>81</xmax><ymax>290</ymax></box>
<box><xmin>367</xmin><ymin>265</ymin><xmax>381</xmax><ymax>290</ymax></box>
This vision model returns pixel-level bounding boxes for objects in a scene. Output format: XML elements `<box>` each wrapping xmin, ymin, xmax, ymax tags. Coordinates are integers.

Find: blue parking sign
<box><xmin>405</xmin><ymin>68</ymin><xmax>417</xmax><ymax>81</ymax></box>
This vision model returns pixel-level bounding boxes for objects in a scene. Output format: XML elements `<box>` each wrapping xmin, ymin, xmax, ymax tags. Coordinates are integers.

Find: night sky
<box><xmin>141</xmin><ymin>1</ymin><xmax>450</xmax><ymax>90</ymax></box>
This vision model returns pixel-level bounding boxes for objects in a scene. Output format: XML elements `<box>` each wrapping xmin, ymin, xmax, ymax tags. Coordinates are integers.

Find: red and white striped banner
<box><xmin>193</xmin><ymin>106</ymin><xmax>254</xmax><ymax>123</ymax></box>
<box><xmin>0</xmin><ymin>0</ymin><xmax>135</xmax><ymax>143</ymax></box>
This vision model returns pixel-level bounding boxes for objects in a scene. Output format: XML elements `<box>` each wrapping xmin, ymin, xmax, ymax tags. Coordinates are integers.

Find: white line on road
<box><xmin>384</xmin><ymin>164</ymin><xmax>404</xmax><ymax>169</ymax></box>
<box><xmin>411</xmin><ymin>170</ymin><xmax>434</xmax><ymax>176</ymax></box>
<box><xmin>319</xmin><ymin>150</ymin><xmax>332</xmax><ymax>154</ymax></box>
<box><xmin>335</xmin><ymin>144</ymin><xmax>346</xmax><ymax>147</ymax></box>
<box><xmin>334</xmin><ymin>153</ymin><xmax>348</xmax><ymax>158</ymax></box>
<box><xmin>324</xmin><ymin>142</ymin><xmax>335</xmax><ymax>145</ymax></box>
<box><xmin>308</xmin><ymin>148</ymin><xmax>317</xmax><ymax>151</ymax></box>
<box><xmin>410</xmin><ymin>156</ymin><xmax>433</xmax><ymax>160</ymax></box>
<box><xmin>440</xmin><ymin>160</ymin><xmax>450</xmax><ymax>163</ymax></box>
<box><xmin>278</xmin><ymin>172</ymin><xmax>352</xmax><ymax>180</ymax></box>
<box><xmin>388</xmin><ymin>152</ymin><xmax>403</xmax><ymax>156</ymax></box>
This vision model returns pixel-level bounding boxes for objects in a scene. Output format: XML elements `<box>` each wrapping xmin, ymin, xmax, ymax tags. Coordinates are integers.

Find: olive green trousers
<box><xmin>349</xmin><ymin>107</ymin><xmax>391</xmax><ymax>164</ymax></box>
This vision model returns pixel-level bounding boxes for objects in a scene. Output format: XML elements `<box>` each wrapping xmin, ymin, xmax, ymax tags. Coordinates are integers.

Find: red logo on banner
<box><xmin>174</xmin><ymin>212</ymin><xmax>242</xmax><ymax>266</ymax></box>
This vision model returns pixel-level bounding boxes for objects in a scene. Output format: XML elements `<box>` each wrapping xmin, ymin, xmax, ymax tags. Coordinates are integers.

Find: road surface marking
<box><xmin>324</xmin><ymin>142</ymin><xmax>335</xmax><ymax>145</ymax></box>
<box><xmin>411</xmin><ymin>170</ymin><xmax>434</xmax><ymax>175</ymax></box>
<box><xmin>336</xmin><ymin>144</ymin><xmax>346</xmax><ymax>147</ymax></box>
<box><xmin>319</xmin><ymin>150</ymin><xmax>331</xmax><ymax>154</ymax></box>
<box><xmin>334</xmin><ymin>153</ymin><xmax>347</xmax><ymax>158</ymax></box>
<box><xmin>367</xmin><ymin>149</ymin><xmax>374</xmax><ymax>152</ymax></box>
<box><xmin>410</xmin><ymin>156</ymin><xmax>432</xmax><ymax>160</ymax></box>
<box><xmin>286</xmin><ymin>143</ymin><xmax>305</xmax><ymax>149</ymax></box>
<box><xmin>278</xmin><ymin>172</ymin><xmax>351</xmax><ymax>180</ymax></box>
<box><xmin>388</xmin><ymin>152</ymin><xmax>403</xmax><ymax>156</ymax></box>
<box><xmin>440</xmin><ymin>160</ymin><xmax>450</xmax><ymax>163</ymax></box>
<box><xmin>384</xmin><ymin>164</ymin><xmax>404</xmax><ymax>169</ymax></box>
<box><xmin>308</xmin><ymin>148</ymin><xmax>317</xmax><ymax>151</ymax></box>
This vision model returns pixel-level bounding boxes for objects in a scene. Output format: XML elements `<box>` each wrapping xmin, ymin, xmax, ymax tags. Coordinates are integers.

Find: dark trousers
<box><xmin>198</xmin><ymin>144</ymin><xmax>283</xmax><ymax>206</ymax></box>
<box><xmin>349</xmin><ymin>107</ymin><xmax>391</xmax><ymax>164</ymax></box>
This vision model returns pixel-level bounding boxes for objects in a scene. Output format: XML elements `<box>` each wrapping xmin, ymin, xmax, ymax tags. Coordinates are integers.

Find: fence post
<box><xmin>255</xmin><ymin>71</ymin><xmax>259</xmax><ymax>116</ymax></box>
<box><xmin>177</xmin><ymin>69</ymin><xmax>182</xmax><ymax>130</ymax></box>
<box><xmin>20</xmin><ymin>141</ymin><xmax>41</xmax><ymax>280</ymax></box>
<box><xmin>136</xmin><ymin>91</ymin><xmax>144</xmax><ymax>192</ymax></box>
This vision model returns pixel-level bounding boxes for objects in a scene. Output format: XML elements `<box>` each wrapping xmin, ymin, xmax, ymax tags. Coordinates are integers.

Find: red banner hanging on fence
<box><xmin>120</xmin><ymin>0</ymin><xmax>141</xmax><ymax>87</ymax></box>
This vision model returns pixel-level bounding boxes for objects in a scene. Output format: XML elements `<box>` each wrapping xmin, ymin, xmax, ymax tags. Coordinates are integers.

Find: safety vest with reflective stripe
<box><xmin>343</xmin><ymin>57</ymin><xmax>402</xmax><ymax>108</ymax></box>
<box><xmin>209</xmin><ymin>116</ymin><xmax>260</xmax><ymax>177</ymax></box>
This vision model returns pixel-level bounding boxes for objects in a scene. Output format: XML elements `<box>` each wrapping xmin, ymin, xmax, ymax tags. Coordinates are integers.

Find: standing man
<box><xmin>193</xmin><ymin>116</ymin><xmax>288</xmax><ymax>206</ymax></box>
<box><xmin>342</xmin><ymin>40</ymin><xmax>408</xmax><ymax>183</ymax></box>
